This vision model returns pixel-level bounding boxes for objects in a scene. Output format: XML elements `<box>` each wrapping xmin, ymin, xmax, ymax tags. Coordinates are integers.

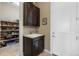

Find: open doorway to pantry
<box><xmin>0</xmin><ymin>2</ymin><xmax>19</xmax><ymax>56</ymax></box>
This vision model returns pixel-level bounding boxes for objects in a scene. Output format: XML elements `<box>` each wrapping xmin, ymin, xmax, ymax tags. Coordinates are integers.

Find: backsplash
<box><xmin>23</xmin><ymin>27</ymin><xmax>39</xmax><ymax>34</ymax></box>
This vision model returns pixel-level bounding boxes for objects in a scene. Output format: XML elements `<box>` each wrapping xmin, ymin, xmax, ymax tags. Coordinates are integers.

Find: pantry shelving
<box><xmin>0</xmin><ymin>20</ymin><xmax>19</xmax><ymax>43</ymax></box>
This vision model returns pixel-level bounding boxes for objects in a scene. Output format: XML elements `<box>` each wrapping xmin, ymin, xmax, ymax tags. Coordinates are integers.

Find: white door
<box><xmin>75</xmin><ymin>3</ymin><xmax>79</xmax><ymax>55</ymax></box>
<box><xmin>50</xmin><ymin>2</ymin><xmax>76</xmax><ymax>56</ymax></box>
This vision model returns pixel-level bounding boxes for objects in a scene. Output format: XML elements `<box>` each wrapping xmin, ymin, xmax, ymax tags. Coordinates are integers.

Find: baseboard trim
<box><xmin>44</xmin><ymin>49</ymin><xmax>50</xmax><ymax>54</ymax></box>
<box><xmin>44</xmin><ymin>49</ymin><xmax>58</xmax><ymax>56</ymax></box>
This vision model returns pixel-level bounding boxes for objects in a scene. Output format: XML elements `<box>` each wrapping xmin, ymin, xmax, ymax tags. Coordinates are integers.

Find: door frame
<box><xmin>50</xmin><ymin>2</ymin><xmax>53</xmax><ymax>55</ymax></box>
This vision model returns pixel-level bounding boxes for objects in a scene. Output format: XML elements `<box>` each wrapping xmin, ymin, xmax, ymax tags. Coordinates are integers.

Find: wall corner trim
<box><xmin>44</xmin><ymin>49</ymin><xmax>50</xmax><ymax>54</ymax></box>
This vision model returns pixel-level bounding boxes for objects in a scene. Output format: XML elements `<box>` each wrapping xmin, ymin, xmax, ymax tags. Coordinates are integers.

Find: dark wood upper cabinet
<box><xmin>23</xmin><ymin>2</ymin><xmax>40</xmax><ymax>26</ymax></box>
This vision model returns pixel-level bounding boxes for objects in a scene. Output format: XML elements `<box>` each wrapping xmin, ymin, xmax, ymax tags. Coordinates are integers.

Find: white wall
<box><xmin>0</xmin><ymin>3</ymin><xmax>2</xmax><ymax>20</ymax></box>
<box><xmin>0</xmin><ymin>2</ymin><xmax>19</xmax><ymax>21</ymax></box>
<box><xmin>39</xmin><ymin>2</ymin><xmax>50</xmax><ymax>52</ymax></box>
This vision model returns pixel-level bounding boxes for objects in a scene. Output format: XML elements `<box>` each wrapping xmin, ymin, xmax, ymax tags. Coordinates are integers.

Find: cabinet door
<box><xmin>33</xmin><ymin>6</ymin><xmax>40</xmax><ymax>26</ymax></box>
<box><xmin>23</xmin><ymin>37</ymin><xmax>32</xmax><ymax>56</ymax></box>
<box><xmin>23</xmin><ymin>2</ymin><xmax>33</xmax><ymax>26</ymax></box>
<box><xmin>32</xmin><ymin>38</ymin><xmax>39</xmax><ymax>56</ymax></box>
<box><xmin>23</xmin><ymin>3</ymin><xmax>27</xmax><ymax>26</ymax></box>
<box><xmin>36</xmin><ymin>7</ymin><xmax>40</xmax><ymax>26</ymax></box>
<box><xmin>38</xmin><ymin>36</ymin><xmax>44</xmax><ymax>53</ymax></box>
<box><xmin>32</xmin><ymin>6</ymin><xmax>37</xmax><ymax>26</ymax></box>
<box><xmin>32</xmin><ymin>36</ymin><xmax>44</xmax><ymax>56</ymax></box>
<box><xmin>51</xmin><ymin>2</ymin><xmax>76</xmax><ymax>55</ymax></box>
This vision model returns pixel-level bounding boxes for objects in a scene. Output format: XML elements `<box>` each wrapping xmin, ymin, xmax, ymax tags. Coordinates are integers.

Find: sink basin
<box><xmin>24</xmin><ymin>34</ymin><xmax>44</xmax><ymax>38</ymax></box>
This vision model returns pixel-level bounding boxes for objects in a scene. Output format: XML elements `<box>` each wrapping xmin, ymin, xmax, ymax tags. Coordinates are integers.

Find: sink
<box><xmin>23</xmin><ymin>34</ymin><xmax>44</xmax><ymax>38</ymax></box>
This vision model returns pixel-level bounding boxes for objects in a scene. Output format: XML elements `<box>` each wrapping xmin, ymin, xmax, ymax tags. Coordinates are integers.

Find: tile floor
<box><xmin>0</xmin><ymin>42</ymin><xmax>19</xmax><ymax>56</ymax></box>
<box><xmin>0</xmin><ymin>42</ymin><xmax>49</xmax><ymax>56</ymax></box>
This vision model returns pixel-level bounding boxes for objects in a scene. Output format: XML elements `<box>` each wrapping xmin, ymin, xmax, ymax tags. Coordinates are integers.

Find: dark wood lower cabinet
<box><xmin>23</xmin><ymin>36</ymin><xmax>44</xmax><ymax>56</ymax></box>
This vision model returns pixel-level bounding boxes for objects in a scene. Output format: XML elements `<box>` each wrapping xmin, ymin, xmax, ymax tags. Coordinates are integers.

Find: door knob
<box><xmin>76</xmin><ymin>36</ymin><xmax>78</xmax><ymax>40</ymax></box>
<box><xmin>52</xmin><ymin>32</ymin><xmax>55</xmax><ymax>34</ymax></box>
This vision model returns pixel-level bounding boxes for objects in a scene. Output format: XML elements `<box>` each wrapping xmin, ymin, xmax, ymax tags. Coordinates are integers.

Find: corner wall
<box><xmin>39</xmin><ymin>2</ymin><xmax>50</xmax><ymax>51</ymax></box>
